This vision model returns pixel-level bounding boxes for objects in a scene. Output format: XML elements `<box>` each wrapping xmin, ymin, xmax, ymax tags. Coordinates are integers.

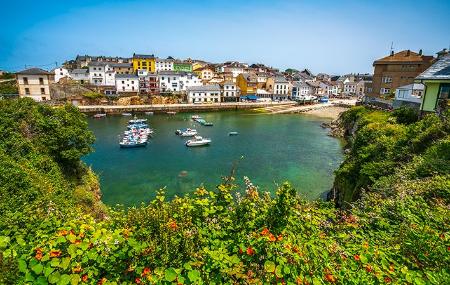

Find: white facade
<box><xmin>158</xmin><ymin>72</ymin><xmax>201</xmax><ymax>92</ymax></box>
<box><xmin>115</xmin><ymin>75</ymin><xmax>139</xmax><ymax>93</ymax></box>
<box><xmin>70</xmin><ymin>69</ymin><xmax>90</xmax><ymax>83</ymax></box>
<box><xmin>187</xmin><ymin>85</ymin><xmax>221</xmax><ymax>103</ymax></box>
<box><xmin>274</xmin><ymin>81</ymin><xmax>289</xmax><ymax>95</ymax></box>
<box><xmin>54</xmin><ymin>67</ymin><xmax>70</xmax><ymax>82</ymax></box>
<box><xmin>88</xmin><ymin>62</ymin><xmax>106</xmax><ymax>85</ymax></box>
<box><xmin>105</xmin><ymin>65</ymin><xmax>115</xmax><ymax>86</ymax></box>
<box><xmin>155</xmin><ymin>59</ymin><xmax>174</xmax><ymax>72</ymax></box>
<box><xmin>16</xmin><ymin>70</ymin><xmax>52</xmax><ymax>102</ymax></box>
<box><xmin>222</xmin><ymin>82</ymin><xmax>239</xmax><ymax>99</ymax></box>
<box><xmin>394</xmin><ymin>83</ymin><xmax>424</xmax><ymax>104</ymax></box>
<box><xmin>343</xmin><ymin>82</ymin><xmax>357</xmax><ymax>95</ymax></box>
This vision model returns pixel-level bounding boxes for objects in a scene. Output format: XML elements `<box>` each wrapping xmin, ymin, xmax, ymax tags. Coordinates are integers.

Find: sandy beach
<box><xmin>303</xmin><ymin>106</ymin><xmax>349</xmax><ymax>119</ymax></box>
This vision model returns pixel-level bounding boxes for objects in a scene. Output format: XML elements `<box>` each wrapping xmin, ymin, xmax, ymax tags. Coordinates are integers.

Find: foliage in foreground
<box><xmin>0</xmin><ymin>101</ymin><xmax>449</xmax><ymax>284</ymax></box>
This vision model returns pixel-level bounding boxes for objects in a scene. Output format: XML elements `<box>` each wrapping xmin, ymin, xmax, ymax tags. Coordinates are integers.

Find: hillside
<box><xmin>0</xmin><ymin>100</ymin><xmax>449</xmax><ymax>284</ymax></box>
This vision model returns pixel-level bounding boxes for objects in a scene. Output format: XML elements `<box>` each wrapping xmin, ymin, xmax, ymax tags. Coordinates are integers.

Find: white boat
<box><xmin>167</xmin><ymin>111</ymin><xmax>177</xmax><ymax>115</ymax></box>
<box><xmin>176</xmin><ymin>128</ymin><xmax>198</xmax><ymax>137</ymax></box>
<box><xmin>93</xmin><ymin>113</ymin><xmax>106</xmax><ymax>118</ymax></box>
<box><xmin>122</xmin><ymin>113</ymin><xmax>132</xmax><ymax>116</ymax></box>
<box><xmin>229</xmin><ymin>131</ymin><xmax>239</xmax><ymax>136</ymax></box>
<box><xmin>191</xmin><ymin>115</ymin><xmax>202</xmax><ymax>120</ymax></box>
<box><xmin>145</xmin><ymin>112</ymin><xmax>154</xmax><ymax>115</ymax></box>
<box><xmin>128</xmin><ymin>118</ymin><xmax>147</xmax><ymax>124</ymax></box>
<box><xmin>186</xmin><ymin>136</ymin><xmax>211</xmax><ymax>147</ymax></box>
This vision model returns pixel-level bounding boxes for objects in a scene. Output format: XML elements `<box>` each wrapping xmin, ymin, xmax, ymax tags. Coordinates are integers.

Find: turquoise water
<box><xmin>84</xmin><ymin>111</ymin><xmax>344</xmax><ymax>206</ymax></box>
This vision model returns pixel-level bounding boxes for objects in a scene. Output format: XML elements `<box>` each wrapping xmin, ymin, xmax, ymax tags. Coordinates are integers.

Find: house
<box><xmin>16</xmin><ymin>68</ymin><xmax>53</xmax><ymax>101</ymax></box>
<box><xmin>138</xmin><ymin>73</ymin><xmax>159</xmax><ymax>95</ymax></box>
<box><xmin>393</xmin><ymin>83</ymin><xmax>425</xmax><ymax>109</ymax></box>
<box><xmin>69</xmin><ymin>69</ymin><xmax>89</xmax><ymax>83</ymax></box>
<box><xmin>187</xmin><ymin>84</ymin><xmax>221</xmax><ymax>103</ymax></box>
<box><xmin>256</xmin><ymin>73</ymin><xmax>269</xmax><ymax>88</ymax></box>
<box><xmin>132</xmin><ymin>54</ymin><xmax>156</xmax><ymax>73</ymax></box>
<box><xmin>266</xmin><ymin>76</ymin><xmax>290</xmax><ymax>100</ymax></box>
<box><xmin>110</xmin><ymin>63</ymin><xmax>133</xmax><ymax>74</ymax></box>
<box><xmin>88</xmin><ymin>62</ymin><xmax>107</xmax><ymax>85</ymax></box>
<box><xmin>415</xmin><ymin>53</ymin><xmax>450</xmax><ymax>114</ymax></box>
<box><xmin>343</xmin><ymin>78</ymin><xmax>358</xmax><ymax>96</ymax></box>
<box><xmin>195</xmin><ymin>67</ymin><xmax>215</xmax><ymax>82</ymax></box>
<box><xmin>53</xmin><ymin>67</ymin><xmax>70</xmax><ymax>83</ymax></box>
<box><xmin>236</xmin><ymin>73</ymin><xmax>258</xmax><ymax>95</ymax></box>
<box><xmin>158</xmin><ymin>71</ymin><xmax>201</xmax><ymax>93</ymax></box>
<box><xmin>223</xmin><ymin>62</ymin><xmax>246</xmax><ymax>79</ymax></box>
<box><xmin>371</xmin><ymin>50</ymin><xmax>434</xmax><ymax>97</ymax></box>
<box><xmin>221</xmin><ymin>81</ymin><xmax>239</xmax><ymax>102</ymax></box>
<box><xmin>173</xmin><ymin>61</ymin><xmax>193</xmax><ymax>72</ymax></box>
<box><xmin>328</xmin><ymin>81</ymin><xmax>342</xmax><ymax>96</ymax></box>
<box><xmin>291</xmin><ymin>81</ymin><xmax>315</xmax><ymax>101</ymax></box>
<box><xmin>155</xmin><ymin>58</ymin><xmax>174</xmax><ymax>72</ymax></box>
<box><xmin>115</xmin><ymin>74</ymin><xmax>139</xmax><ymax>94</ymax></box>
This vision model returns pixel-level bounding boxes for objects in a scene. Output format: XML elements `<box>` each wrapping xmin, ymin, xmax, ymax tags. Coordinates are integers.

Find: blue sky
<box><xmin>1</xmin><ymin>0</ymin><xmax>449</xmax><ymax>74</ymax></box>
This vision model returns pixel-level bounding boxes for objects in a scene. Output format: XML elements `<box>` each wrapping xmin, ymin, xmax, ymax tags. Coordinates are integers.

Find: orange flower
<box><xmin>135</xmin><ymin>277</ymin><xmax>141</xmax><ymax>284</ymax></box>
<box><xmin>50</xmin><ymin>250</ymin><xmax>61</xmax><ymax>258</ymax></box>
<box><xmin>389</xmin><ymin>264</ymin><xmax>394</xmax><ymax>272</ymax></box>
<box><xmin>340</xmin><ymin>253</ymin><xmax>347</xmax><ymax>260</ymax></box>
<box><xmin>246</xmin><ymin>247</ymin><xmax>255</xmax><ymax>256</ymax></box>
<box><xmin>73</xmin><ymin>239</ymin><xmax>82</xmax><ymax>245</ymax></box>
<box><xmin>78</xmin><ymin>232</ymin><xmax>85</xmax><ymax>238</ymax></box>
<box><xmin>81</xmin><ymin>274</ymin><xmax>88</xmax><ymax>282</ymax></box>
<box><xmin>292</xmin><ymin>246</ymin><xmax>300</xmax><ymax>253</ymax></box>
<box><xmin>142</xmin><ymin>267</ymin><xmax>151</xmax><ymax>276</ymax></box>
<box><xmin>98</xmin><ymin>277</ymin><xmax>107</xmax><ymax>285</ymax></box>
<box><xmin>168</xmin><ymin>220</ymin><xmax>178</xmax><ymax>230</ymax></box>
<box><xmin>365</xmin><ymin>265</ymin><xmax>373</xmax><ymax>273</ymax></box>
<box><xmin>362</xmin><ymin>241</ymin><xmax>369</xmax><ymax>249</ymax></box>
<box><xmin>58</xmin><ymin>230</ymin><xmax>69</xmax><ymax>236</ymax></box>
<box><xmin>72</xmin><ymin>265</ymin><xmax>82</xmax><ymax>273</ymax></box>
<box><xmin>35</xmin><ymin>248</ymin><xmax>43</xmax><ymax>260</ymax></box>
<box><xmin>353</xmin><ymin>254</ymin><xmax>360</xmax><ymax>261</ymax></box>
<box><xmin>239</xmin><ymin>248</ymin><xmax>243</xmax><ymax>254</ymax></box>
<box><xmin>324</xmin><ymin>274</ymin><xmax>336</xmax><ymax>283</ymax></box>
<box><xmin>261</xmin><ymin>228</ymin><xmax>270</xmax><ymax>236</ymax></box>
<box><xmin>268</xmin><ymin>233</ymin><xmax>276</xmax><ymax>242</ymax></box>
<box><xmin>384</xmin><ymin>277</ymin><xmax>392</xmax><ymax>283</ymax></box>
<box><xmin>277</xmin><ymin>234</ymin><xmax>283</xmax><ymax>241</ymax></box>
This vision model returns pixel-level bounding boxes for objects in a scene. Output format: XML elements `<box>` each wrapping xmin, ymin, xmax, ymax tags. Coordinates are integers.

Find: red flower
<box><xmin>261</xmin><ymin>228</ymin><xmax>270</xmax><ymax>236</ymax></box>
<box><xmin>81</xmin><ymin>274</ymin><xmax>88</xmax><ymax>282</ymax></box>
<box><xmin>35</xmin><ymin>248</ymin><xmax>43</xmax><ymax>260</ymax></box>
<box><xmin>135</xmin><ymin>277</ymin><xmax>141</xmax><ymax>284</ymax></box>
<box><xmin>365</xmin><ymin>265</ymin><xmax>373</xmax><ymax>273</ymax></box>
<box><xmin>246</xmin><ymin>247</ymin><xmax>255</xmax><ymax>256</ymax></box>
<box><xmin>268</xmin><ymin>233</ymin><xmax>276</xmax><ymax>242</ymax></box>
<box><xmin>168</xmin><ymin>220</ymin><xmax>178</xmax><ymax>230</ymax></box>
<box><xmin>324</xmin><ymin>274</ymin><xmax>336</xmax><ymax>283</ymax></box>
<box><xmin>384</xmin><ymin>277</ymin><xmax>392</xmax><ymax>283</ymax></box>
<box><xmin>142</xmin><ymin>267</ymin><xmax>151</xmax><ymax>276</ymax></box>
<box><xmin>353</xmin><ymin>254</ymin><xmax>360</xmax><ymax>261</ymax></box>
<box><xmin>50</xmin><ymin>250</ymin><xmax>61</xmax><ymax>258</ymax></box>
<box><xmin>239</xmin><ymin>248</ymin><xmax>243</xmax><ymax>254</ymax></box>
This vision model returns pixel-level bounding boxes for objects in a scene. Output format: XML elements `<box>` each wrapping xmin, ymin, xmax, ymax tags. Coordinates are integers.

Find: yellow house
<box><xmin>192</xmin><ymin>62</ymin><xmax>206</xmax><ymax>71</ymax></box>
<box><xmin>236</xmin><ymin>73</ymin><xmax>258</xmax><ymax>95</ymax></box>
<box><xmin>132</xmin><ymin>53</ymin><xmax>156</xmax><ymax>72</ymax></box>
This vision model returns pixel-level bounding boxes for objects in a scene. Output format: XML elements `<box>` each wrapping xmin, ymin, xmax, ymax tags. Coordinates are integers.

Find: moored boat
<box><xmin>185</xmin><ymin>136</ymin><xmax>211</xmax><ymax>147</ymax></box>
<box><xmin>122</xmin><ymin>113</ymin><xmax>132</xmax><ymax>116</ymax></box>
<box><xmin>119</xmin><ymin>140</ymin><xmax>148</xmax><ymax>148</ymax></box>
<box><xmin>228</xmin><ymin>131</ymin><xmax>239</xmax><ymax>136</ymax></box>
<box><xmin>191</xmin><ymin>115</ymin><xmax>202</xmax><ymax>120</ymax></box>
<box><xmin>93</xmin><ymin>113</ymin><xmax>106</xmax><ymax>118</ymax></box>
<box><xmin>175</xmin><ymin>128</ymin><xmax>198</xmax><ymax>137</ymax></box>
<box><xmin>167</xmin><ymin>111</ymin><xmax>177</xmax><ymax>115</ymax></box>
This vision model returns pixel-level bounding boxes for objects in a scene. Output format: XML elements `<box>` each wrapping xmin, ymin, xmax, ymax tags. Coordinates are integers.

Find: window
<box><xmin>382</xmin><ymin>76</ymin><xmax>392</xmax><ymax>83</ymax></box>
<box><xmin>40</xmin><ymin>88</ymin><xmax>45</xmax><ymax>95</ymax></box>
<box><xmin>42</xmin><ymin>97</ymin><xmax>46</xmax><ymax>101</ymax></box>
<box><xmin>23</xmin><ymin>77</ymin><xmax>28</xmax><ymax>84</ymax></box>
<box><xmin>25</xmin><ymin>88</ymin><xmax>30</xmax><ymax>94</ymax></box>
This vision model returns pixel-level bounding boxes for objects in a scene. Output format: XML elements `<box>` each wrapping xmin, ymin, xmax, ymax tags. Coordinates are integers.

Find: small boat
<box><xmin>128</xmin><ymin>118</ymin><xmax>147</xmax><ymax>125</ymax></box>
<box><xmin>175</xmin><ymin>128</ymin><xmax>198</xmax><ymax>137</ymax></box>
<box><xmin>119</xmin><ymin>140</ymin><xmax>148</xmax><ymax>148</ymax></box>
<box><xmin>93</xmin><ymin>113</ymin><xmax>106</xmax><ymax>118</ymax></box>
<box><xmin>145</xmin><ymin>111</ymin><xmax>154</xmax><ymax>115</ymax></box>
<box><xmin>186</xmin><ymin>136</ymin><xmax>211</xmax><ymax>147</ymax></box>
<box><xmin>122</xmin><ymin>113</ymin><xmax>132</xmax><ymax>116</ymax></box>
<box><xmin>229</xmin><ymin>132</ymin><xmax>239</xmax><ymax>136</ymax></box>
<box><xmin>319</xmin><ymin>96</ymin><xmax>329</xmax><ymax>103</ymax></box>
<box><xmin>167</xmin><ymin>111</ymin><xmax>177</xmax><ymax>115</ymax></box>
<box><xmin>191</xmin><ymin>115</ymin><xmax>202</xmax><ymax>120</ymax></box>
<box><xmin>203</xmin><ymin>122</ymin><xmax>213</xmax><ymax>126</ymax></box>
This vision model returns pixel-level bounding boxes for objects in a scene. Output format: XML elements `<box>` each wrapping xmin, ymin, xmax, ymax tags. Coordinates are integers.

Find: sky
<box><xmin>1</xmin><ymin>0</ymin><xmax>449</xmax><ymax>74</ymax></box>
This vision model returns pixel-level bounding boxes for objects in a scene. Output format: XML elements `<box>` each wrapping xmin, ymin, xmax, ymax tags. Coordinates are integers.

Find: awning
<box><xmin>246</xmin><ymin>95</ymin><xmax>258</xmax><ymax>100</ymax></box>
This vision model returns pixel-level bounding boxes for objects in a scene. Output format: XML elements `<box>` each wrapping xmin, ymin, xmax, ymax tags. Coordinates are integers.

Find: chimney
<box><xmin>406</xmin><ymin>50</ymin><xmax>410</xmax><ymax>56</ymax></box>
<box><xmin>390</xmin><ymin>50</ymin><xmax>394</xmax><ymax>56</ymax></box>
<box><xmin>419</xmin><ymin>49</ymin><xmax>423</xmax><ymax>55</ymax></box>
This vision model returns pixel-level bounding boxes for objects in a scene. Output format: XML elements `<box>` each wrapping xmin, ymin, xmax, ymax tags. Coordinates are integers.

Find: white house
<box><xmin>291</xmin><ymin>81</ymin><xmax>315</xmax><ymax>101</ymax></box>
<box><xmin>393</xmin><ymin>83</ymin><xmax>424</xmax><ymax>109</ymax></box>
<box><xmin>158</xmin><ymin>71</ymin><xmax>201</xmax><ymax>92</ymax></box>
<box><xmin>104</xmin><ymin>64</ymin><xmax>115</xmax><ymax>86</ymax></box>
<box><xmin>273</xmin><ymin>77</ymin><xmax>290</xmax><ymax>100</ymax></box>
<box><xmin>187</xmin><ymin>84</ymin><xmax>221</xmax><ymax>103</ymax></box>
<box><xmin>221</xmin><ymin>81</ymin><xmax>239</xmax><ymax>102</ymax></box>
<box><xmin>115</xmin><ymin>74</ymin><xmax>139</xmax><ymax>93</ymax></box>
<box><xmin>53</xmin><ymin>67</ymin><xmax>70</xmax><ymax>82</ymax></box>
<box><xmin>88</xmin><ymin>62</ymin><xmax>107</xmax><ymax>85</ymax></box>
<box><xmin>155</xmin><ymin>58</ymin><xmax>174</xmax><ymax>72</ymax></box>
<box><xmin>69</xmin><ymin>69</ymin><xmax>89</xmax><ymax>83</ymax></box>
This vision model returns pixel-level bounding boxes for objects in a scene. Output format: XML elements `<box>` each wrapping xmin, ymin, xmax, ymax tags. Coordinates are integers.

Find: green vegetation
<box><xmin>0</xmin><ymin>80</ymin><xmax>18</xmax><ymax>95</ymax></box>
<box><xmin>83</xmin><ymin>91</ymin><xmax>104</xmax><ymax>99</ymax></box>
<box><xmin>285</xmin><ymin>68</ymin><xmax>299</xmax><ymax>74</ymax></box>
<box><xmin>0</xmin><ymin>100</ymin><xmax>449</xmax><ymax>284</ymax></box>
<box><xmin>0</xmin><ymin>72</ymin><xmax>15</xmax><ymax>80</ymax></box>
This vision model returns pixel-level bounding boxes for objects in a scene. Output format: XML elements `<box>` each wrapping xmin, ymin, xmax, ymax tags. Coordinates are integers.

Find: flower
<box><xmin>261</xmin><ymin>228</ymin><xmax>270</xmax><ymax>236</ymax></box>
<box><xmin>168</xmin><ymin>219</ymin><xmax>178</xmax><ymax>230</ymax></box>
<box><xmin>365</xmin><ymin>265</ymin><xmax>373</xmax><ymax>273</ymax></box>
<box><xmin>81</xmin><ymin>274</ymin><xmax>88</xmax><ymax>282</ymax></box>
<box><xmin>353</xmin><ymin>254</ymin><xmax>360</xmax><ymax>261</ymax></box>
<box><xmin>135</xmin><ymin>277</ymin><xmax>141</xmax><ymax>284</ymax></box>
<box><xmin>57</xmin><ymin>230</ymin><xmax>69</xmax><ymax>236</ymax></box>
<box><xmin>239</xmin><ymin>248</ymin><xmax>243</xmax><ymax>254</ymax></box>
<box><xmin>384</xmin><ymin>277</ymin><xmax>392</xmax><ymax>283</ymax></box>
<box><xmin>97</xmin><ymin>277</ymin><xmax>107</xmax><ymax>285</ymax></box>
<box><xmin>142</xmin><ymin>267</ymin><xmax>151</xmax><ymax>276</ymax></box>
<box><xmin>246</xmin><ymin>247</ymin><xmax>255</xmax><ymax>256</ymax></box>
<box><xmin>35</xmin><ymin>248</ymin><xmax>43</xmax><ymax>260</ymax></box>
<box><xmin>389</xmin><ymin>264</ymin><xmax>395</xmax><ymax>272</ymax></box>
<box><xmin>324</xmin><ymin>274</ymin><xmax>336</xmax><ymax>283</ymax></box>
<box><xmin>73</xmin><ymin>265</ymin><xmax>82</xmax><ymax>273</ymax></box>
<box><xmin>268</xmin><ymin>234</ymin><xmax>276</xmax><ymax>242</ymax></box>
<box><xmin>50</xmin><ymin>250</ymin><xmax>61</xmax><ymax>258</ymax></box>
<box><xmin>277</xmin><ymin>234</ymin><xmax>283</xmax><ymax>241</ymax></box>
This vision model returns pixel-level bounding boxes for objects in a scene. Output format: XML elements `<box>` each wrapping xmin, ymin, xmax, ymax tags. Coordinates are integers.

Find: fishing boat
<box><xmin>175</xmin><ymin>128</ymin><xmax>198</xmax><ymax>137</ymax></box>
<box><xmin>93</xmin><ymin>113</ymin><xmax>106</xmax><ymax>118</ymax></box>
<box><xmin>122</xmin><ymin>113</ymin><xmax>132</xmax><ymax>116</ymax></box>
<box><xmin>191</xmin><ymin>115</ymin><xmax>202</xmax><ymax>120</ymax></box>
<box><xmin>185</xmin><ymin>136</ymin><xmax>211</xmax><ymax>147</ymax></box>
<box><xmin>228</xmin><ymin>131</ymin><xmax>239</xmax><ymax>136</ymax></box>
<box><xmin>119</xmin><ymin>140</ymin><xmax>148</xmax><ymax>148</ymax></box>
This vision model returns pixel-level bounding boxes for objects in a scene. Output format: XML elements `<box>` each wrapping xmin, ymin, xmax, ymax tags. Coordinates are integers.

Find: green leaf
<box><xmin>50</xmin><ymin>258</ymin><xmax>60</xmax><ymax>267</ymax></box>
<box><xmin>60</xmin><ymin>257</ymin><xmax>71</xmax><ymax>270</ymax></box>
<box><xmin>18</xmin><ymin>259</ymin><xmax>28</xmax><ymax>273</ymax></box>
<box><xmin>264</xmin><ymin>261</ymin><xmax>276</xmax><ymax>273</ymax></box>
<box><xmin>48</xmin><ymin>271</ymin><xmax>61</xmax><ymax>284</ymax></box>
<box><xmin>165</xmin><ymin>268</ymin><xmax>177</xmax><ymax>282</ymax></box>
<box><xmin>70</xmin><ymin>274</ymin><xmax>80</xmax><ymax>285</ymax></box>
<box><xmin>59</xmin><ymin>274</ymin><xmax>71</xmax><ymax>285</ymax></box>
<box><xmin>275</xmin><ymin>265</ymin><xmax>283</xmax><ymax>278</ymax></box>
<box><xmin>32</xmin><ymin>263</ymin><xmax>44</xmax><ymax>275</ymax></box>
<box><xmin>188</xmin><ymin>270</ymin><xmax>201</xmax><ymax>282</ymax></box>
<box><xmin>359</xmin><ymin>254</ymin><xmax>368</xmax><ymax>264</ymax></box>
<box><xmin>0</xmin><ymin>236</ymin><xmax>10</xmax><ymax>248</ymax></box>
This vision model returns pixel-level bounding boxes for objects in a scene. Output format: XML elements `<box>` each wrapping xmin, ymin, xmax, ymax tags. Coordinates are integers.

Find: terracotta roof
<box><xmin>16</xmin><ymin>68</ymin><xmax>51</xmax><ymax>75</ymax></box>
<box><xmin>374</xmin><ymin>50</ymin><xmax>434</xmax><ymax>65</ymax></box>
